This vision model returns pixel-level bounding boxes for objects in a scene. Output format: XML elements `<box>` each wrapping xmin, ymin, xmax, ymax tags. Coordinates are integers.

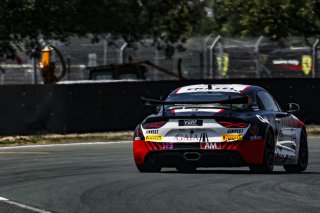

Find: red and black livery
<box><xmin>133</xmin><ymin>84</ymin><xmax>308</xmax><ymax>173</ymax></box>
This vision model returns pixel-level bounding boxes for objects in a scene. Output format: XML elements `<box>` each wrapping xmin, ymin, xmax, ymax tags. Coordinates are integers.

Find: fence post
<box><xmin>209</xmin><ymin>35</ymin><xmax>221</xmax><ymax>79</ymax></box>
<box><xmin>119</xmin><ymin>42</ymin><xmax>128</xmax><ymax>64</ymax></box>
<box><xmin>254</xmin><ymin>36</ymin><xmax>264</xmax><ymax>78</ymax></box>
<box><xmin>103</xmin><ymin>34</ymin><xmax>111</xmax><ymax>65</ymax></box>
<box><xmin>154</xmin><ymin>47</ymin><xmax>159</xmax><ymax>80</ymax></box>
<box><xmin>203</xmin><ymin>35</ymin><xmax>212</xmax><ymax>79</ymax></box>
<box><xmin>0</xmin><ymin>66</ymin><xmax>5</xmax><ymax>85</ymax></box>
<box><xmin>67</xmin><ymin>56</ymin><xmax>71</xmax><ymax>80</ymax></box>
<box><xmin>312</xmin><ymin>39</ymin><xmax>320</xmax><ymax>78</ymax></box>
<box><xmin>103</xmin><ymin>39</ymin><xmax>108</xmax><ymax>65</ymax></box>
<box><xmin>33</xmin><ymin>56</ymin><xmax>38</xmax><ymax>84</ymax></box>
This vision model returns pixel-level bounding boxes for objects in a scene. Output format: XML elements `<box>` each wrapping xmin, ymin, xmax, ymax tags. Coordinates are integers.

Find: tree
<box><xmin>0</xmin><ymin>0</ymin><xmax>210</xmax><ymax>59</ymax></box>
<box><xmin>214</xmin><ymin>0</ymin><xmax>320</xmax><ymax>41</ymax></box>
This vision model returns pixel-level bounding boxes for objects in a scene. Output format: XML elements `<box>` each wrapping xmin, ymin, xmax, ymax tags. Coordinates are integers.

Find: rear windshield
<box><xmin>165</xmin><ymin>92</ymin><xmax>249</xmax><ymax>111</ymax></box>
<box><xmin>167</xmin><ymin>92</ymin><xmax>241</xmax><ymax>101</ymax></box>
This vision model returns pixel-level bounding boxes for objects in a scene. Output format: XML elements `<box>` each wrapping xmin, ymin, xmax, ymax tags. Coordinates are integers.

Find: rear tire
<box><xmin>283</xmin><ymin>130</ymin><xmax>308</xmax><ymax>173</ymax></box>
<box><xmin>249</xmin><ymin>130</ymin><xmax>275</xmax><ymax>173</ymax></box>
<box><xmin>136</xmin><ymin>162</ymin><xmax>161</xmax><ymax>173</ymax></box>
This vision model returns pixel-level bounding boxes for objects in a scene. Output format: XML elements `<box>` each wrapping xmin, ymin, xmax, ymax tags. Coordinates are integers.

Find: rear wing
<box><xmin>141</xmin><ymin>96</ymin><xmax>249</xmax><ymax>106</ymax></box>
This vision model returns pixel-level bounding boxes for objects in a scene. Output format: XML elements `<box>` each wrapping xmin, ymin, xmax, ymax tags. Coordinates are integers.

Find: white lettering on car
<box><xmin>146</xmin><ymin>130</ymin><xmax>159</xmax><ymax>134</ymax></box>
<box><xmin>174</xmin><ymin>134</ymin><xmax>199</xmax><ymax>142</ymax></box>
<box><xmin>201</xmin><ymin>142</ymin><xmax>221</xmax><ymax>150</ymax></box>
<box><xmin>227</xmin><ymin>129</ymin><xmax>244</xmax><ymax>134</ymax></box>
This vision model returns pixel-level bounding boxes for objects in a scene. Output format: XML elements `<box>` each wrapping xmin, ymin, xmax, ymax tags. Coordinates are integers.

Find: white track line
<box><xmin>0</xmin><ymin>141</ymin><xmax>131</xmax><ymax>149</ymax></box>
<box><xmin>0</xmin><ymin>196</ymin><xmax>51</xmax><ymax>213</ymax></box>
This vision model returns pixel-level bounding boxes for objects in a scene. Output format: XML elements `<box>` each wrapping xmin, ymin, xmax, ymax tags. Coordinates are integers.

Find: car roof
<box><xmin>174</xmin><ymin>84</ymin><xmax>253</xmax><ymax>94</ymax></box>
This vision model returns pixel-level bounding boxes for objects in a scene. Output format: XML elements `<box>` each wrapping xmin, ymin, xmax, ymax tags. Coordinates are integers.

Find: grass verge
<box><xmin>306</xmin><ymin>125</ymin><xmax>320</xmax><ymax>136</ymax></box>
<box><xmin>0</xmin><ymin>126</ymin><xmax>319</xmax><ymax>147</ymax></box>
<box><xmin>0</xmin><ymin>131</ymin><xmax>134</xmax><ymax>147</ymax></box>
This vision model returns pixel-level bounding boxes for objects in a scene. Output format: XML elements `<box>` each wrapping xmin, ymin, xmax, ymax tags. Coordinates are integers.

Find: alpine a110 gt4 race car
<box><xmin>133</xmin><ymin>84</ymin><xmax>308</xmax><ymax>173</ymax></box>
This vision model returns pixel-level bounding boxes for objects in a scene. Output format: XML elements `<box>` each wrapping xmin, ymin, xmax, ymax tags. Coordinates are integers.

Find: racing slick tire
<box><xmin>136</xmin><ymin>162</ymin><xmax>161</xmax><ymax>173</ymax></box>
<box><xmin>249</xmin><ymin>130</ymin><xmax>275</xmax><ymax>173</ymax></box>
<box><xmin>283</xmin><ymin>130</ymin><xmax>308</xmax><ymax>173</ymax></box>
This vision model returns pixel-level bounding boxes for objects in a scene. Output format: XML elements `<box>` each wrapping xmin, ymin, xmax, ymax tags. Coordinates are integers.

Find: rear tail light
<box><xmin>218</xmin><ymin>121</ymin><xmax>248</xmax><ymax>128</ymax></box>
<box><xmin>142</xmin><ymin>121</ymin><xmax>167</xmax><ymax>129</ymax></box>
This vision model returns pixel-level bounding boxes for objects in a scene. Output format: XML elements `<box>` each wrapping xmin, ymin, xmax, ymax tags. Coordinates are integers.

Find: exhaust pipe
<box><xmin>183</xmin><ymin>152</ymin><xmax>201</xmax><ymax>161</ymax></box>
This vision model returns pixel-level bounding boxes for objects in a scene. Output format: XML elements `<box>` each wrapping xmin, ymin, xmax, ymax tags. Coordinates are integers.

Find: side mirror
<box><xmin>287</xmin><ymin>103</ymin><xmax>300</xmax><ymax>113</ymax></box>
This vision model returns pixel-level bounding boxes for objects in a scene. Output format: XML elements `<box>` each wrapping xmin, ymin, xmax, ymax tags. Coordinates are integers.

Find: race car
<box><xmin>133</xmin><ymin>84</ymin><xmax>308</xmax><ymax>173</ymax></box>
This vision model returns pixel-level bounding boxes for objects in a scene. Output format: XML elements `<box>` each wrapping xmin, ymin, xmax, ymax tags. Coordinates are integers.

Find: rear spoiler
<box><xmin>141</xmin><ymin>96</ymin><xmax>249</xmax><ymax>106</ymax></box>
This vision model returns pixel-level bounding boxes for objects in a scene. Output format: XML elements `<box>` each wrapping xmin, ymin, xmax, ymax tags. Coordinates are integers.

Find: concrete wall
<box><xmin>0</xmin><ymin>79</ymin><xmax>318</xmax><ymax>135</ymax></box>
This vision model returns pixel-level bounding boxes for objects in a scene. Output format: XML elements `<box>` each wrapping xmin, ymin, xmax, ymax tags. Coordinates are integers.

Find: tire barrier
<box><xmin>0</xmin><ymin>78</ymin><xmax>319</xmax><ymax>135</ymax></box>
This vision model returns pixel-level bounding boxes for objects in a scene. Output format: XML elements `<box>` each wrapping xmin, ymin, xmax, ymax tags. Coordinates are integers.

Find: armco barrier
<box><xmin>0</xmin><ymin>79</ymin><xmax>319</xmax><ymax>136</ymax></box>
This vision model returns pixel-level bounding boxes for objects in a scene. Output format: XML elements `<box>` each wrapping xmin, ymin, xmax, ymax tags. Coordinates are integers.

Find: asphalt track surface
<box><xmin>0</xmin><ymin>138</ymin><xmax>319</xmax><ymax>213</ymax></box>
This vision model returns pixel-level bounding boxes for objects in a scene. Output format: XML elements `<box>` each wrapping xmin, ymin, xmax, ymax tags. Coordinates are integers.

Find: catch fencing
<box><xmin>0</xmin><ymin>36</ymin><xmax>319</xmax><ymax>84</ymax></box>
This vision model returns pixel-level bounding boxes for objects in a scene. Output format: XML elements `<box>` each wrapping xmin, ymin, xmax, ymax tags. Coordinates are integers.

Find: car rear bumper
<box><xmin>146</xmin><ymin>150</ymin><xmax>247</xmax><ymax>167</ymax></box>
<box><xmin>133</xmin><ymin>139</ymin><xmax>265</xmax><ymax>167</ymax></box>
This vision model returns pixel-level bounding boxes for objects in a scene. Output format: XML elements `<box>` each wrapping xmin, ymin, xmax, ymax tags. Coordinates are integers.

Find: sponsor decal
<box><xmin>178</xmin><ymin>120</ymin><xmax>203</xmax><ymax>126</ymax></box>
<box><xmin>249</xmin><ymin>125</ymin><xmax>261</xmax><ymax>140</ymax></box>
<box><xmin>201</xmin><ymin>142</ymin><xmax>221</xmax><ymax>150</ymax></box>
<box><xmin>272</xmin><ymin>59</ymin><xmax>299</xmax><ymax>65</ymax></box>
<box><xmin>174</xmin><ymin>132</ymin><xmax>208</xmax><ymax>142</ymax></box>
<box><xmin>199</xmin><ymin>133</ymin><xmax>209</xmax><ymax>142</ymax></box>
<box><xmin>216</xmin><ymin>54</ymin><xmax>229</xmax><ymax>76</ymax></box>
<box><xmin>227</xmin><ymin>129</ymin><xmax>244</xmax><ymax>134</ymax></box>
<box><xmin>222</xmin><ymin>134</ymin><xmax>243</xmax><ymax>142</ymax></box>
<box><xmin>134</xmin><ymin>137</ymin><xmax>141</xmax><ymax>140</ymax></box>
<box><xmin>250</xmin><ymin>125</ymin><xmax>259</xmax><ymax>136</ymax></box>
<box><xmin>145</xmin><ymin>134</ymin><xmax>163</xmax><ymax>142</ymax></box>
<box><xmin>163</xmin><ymin>143</ymin><xmax>173</xmax><ymax>150</ymax></box>
<box><xmin>275</xmin><ymin>153</ymin><xmax>288</xmax><ymax>158</ymax></box>
<box><xmin>250</xmin><ymin>136</ymin><xmax>262</xmax><ymax>140</ymax></box>
<box><xmin>175</xmin><ymin>134</ymin><xmax>199</xmax><ymax>142</ymax></box>
<box><xmin>256</xmin><ymin>115</ymin><xmax>269</xmax><ymax>123</ymax></box>
<box><xmin>146</xmin><ymin>129</ymin><xmax>159</xmax><ymax>134</ymax></box>
<box><xmin>302</xmin><ymin>55</ymin><xmax>312</xmax><ymax>75</ymax></box>
<box><xmin>177</xmin><ymin>84</ymin><xmax>249</xmax><ymax>94</ymax></box>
